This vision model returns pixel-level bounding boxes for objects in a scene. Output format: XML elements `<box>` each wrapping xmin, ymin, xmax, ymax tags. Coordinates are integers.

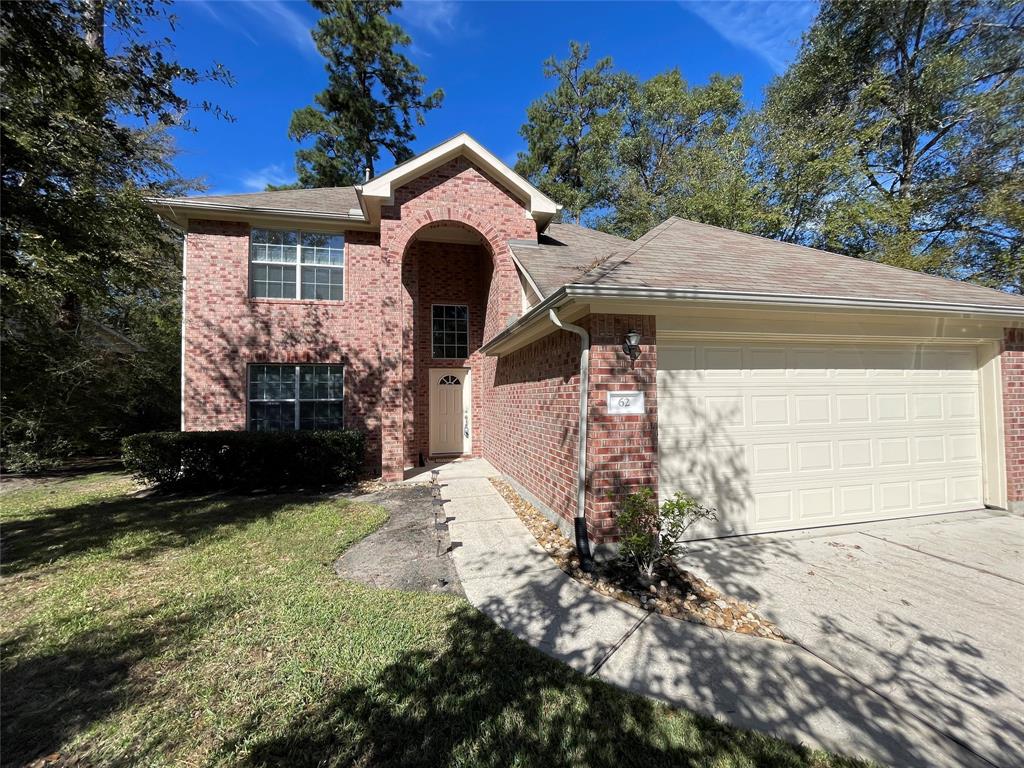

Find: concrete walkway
<box><xmin>434</xmin><ymin>458</ymin><xmax>995</xmax><ymax>768</ymax></box>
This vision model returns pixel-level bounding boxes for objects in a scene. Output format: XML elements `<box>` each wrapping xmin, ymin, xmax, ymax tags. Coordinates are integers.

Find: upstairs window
<box><xmin>248</xmin><ymin>364</ymin><xmax>344</xmax><ymax>431</ymax></box>
<box><xmin>432</xmin><ymin>305</ymin><xmax>469</xmax><ymax>359</ymax></box>
<box><xmin>250</xmin><ymin>228</ymin><xmax>344</xmax><ymax>300</ymax></box>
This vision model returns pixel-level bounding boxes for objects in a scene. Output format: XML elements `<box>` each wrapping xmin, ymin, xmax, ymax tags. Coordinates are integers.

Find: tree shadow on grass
<box><xmin>1</xmin><ymin>489</ymin><xmax>312</xmax><ymax>576</ymax></box>
<box><xmin>1</xmin><ymin>596</ymin><xmax>234</xmax><ymax>768</ymax></box>
<box><xmin>225</xmin><ymin>604</ymin><xmax>863</xmax><ymax>768</ymax></box>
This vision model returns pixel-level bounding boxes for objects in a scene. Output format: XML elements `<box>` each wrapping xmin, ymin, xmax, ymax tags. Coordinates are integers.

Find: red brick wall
<box><xmin>1004</xmin><ymin>328</ymin><xmax>1024</xmax><ymax>512</ymax></box>
<box><xmin>487</xmin><ymin>327</ymin><xmax>584</xmax><ymax>526</ymax></box>
<box><xmin>377</xmin><ymin>156</ymin><xmax>534</xmax><ymax>477</ymax></box>
<box><xmin>484</xmin><ymin>313</ymin><xmax>659</xmax><ymax>546</ymax></box>
<box><xmin>402</xmin><ymin>238</ymin><xmax>492</xmax><ymax>464</ymax></box>
<box><xmin>182</xmin><ymin>221</ymin><xmax>384</xmax><ymax>470</ymax></box>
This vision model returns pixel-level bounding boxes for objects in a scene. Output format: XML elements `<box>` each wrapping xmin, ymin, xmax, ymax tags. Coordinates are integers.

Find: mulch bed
<box><xmin>490</xmin><ymin>479</ymin><xmax>789</xmax><ymax>643</ymax></box>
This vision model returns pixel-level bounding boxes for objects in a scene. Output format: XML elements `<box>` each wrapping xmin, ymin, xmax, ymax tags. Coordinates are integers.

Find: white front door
<box><xmin>429</xmin><ymin>368</ymin><xmax>467</xmax><ymax>456</ymax></box>
<box><xmin>658</xmin><ymin>341</ymin><xmax>985</xmax><ymax>539</ymax></box>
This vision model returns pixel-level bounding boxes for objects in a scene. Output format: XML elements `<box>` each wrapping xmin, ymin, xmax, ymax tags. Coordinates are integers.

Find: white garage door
<box><xmin>658</xmin><ymin>341</ymin><xmax>984</xmax><ymax>539</ymax></box>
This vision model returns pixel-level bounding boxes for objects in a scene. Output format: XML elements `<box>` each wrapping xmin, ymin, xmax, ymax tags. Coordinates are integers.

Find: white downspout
<box><xmin>549</xmin><ymin>309</ymin><xmax>596</xmax><ymax>570</ymax></box>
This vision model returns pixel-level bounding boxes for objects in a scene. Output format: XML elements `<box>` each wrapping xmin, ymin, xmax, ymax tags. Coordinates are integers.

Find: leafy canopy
<box><xmin>284</xmin><ymin>0</ymin><xmax>443</xmax><ymax>188</ymax></box>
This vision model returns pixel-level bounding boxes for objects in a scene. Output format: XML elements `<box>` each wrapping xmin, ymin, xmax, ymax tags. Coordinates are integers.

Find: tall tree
<box><xmin>285</xmin><ymin>0</ymin><xmax>443</xmax><ymax>188</ymax></box>
<box><xmin>515</xmin><ymin>42</ymin><xmax>627</xmax><ymax>225</ymax></box>
<box><xmin>603</xmin><ymin>71</ymin><xmax>756</xmax><ymax>239</ymax></box>
<box><xmin>1</xmin><ymin>0</ymin><xmax>229</xmax><ymax>467</ymax></box>
<box><xmin>762</xmin><ymin>0</ymin><xmax>1024</xmax><ymax>290</ymax></box>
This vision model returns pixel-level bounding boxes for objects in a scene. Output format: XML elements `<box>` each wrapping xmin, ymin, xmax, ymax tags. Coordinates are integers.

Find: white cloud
<box><xmin>191</xmin><ymin>0</ymin><xmax>318</xmax><ymax>56</ymax></box>
<box><xmin>395</xmin><ymin>0</ymin><xmax>461</xmax><ymax>37</ymax></box>
<box><xmin>240</xmin><ymin>163</ymin><xmax>295</xmax><ymax>191</ymax></box>
<box><xmin>682</xmin><ymin>1</ymin><xmax>818</xmax><ymax>73</ymax></box>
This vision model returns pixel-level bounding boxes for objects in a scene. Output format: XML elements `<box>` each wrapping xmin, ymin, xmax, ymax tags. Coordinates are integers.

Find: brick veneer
<box><xmin>183</xmin><ymin>221</ymin><xmax>385</xmax><ymax>469</ymax></box>
<box><xmin>1004</xmin><ymin>328</ymin><xmax>1024</xmax><ymax>514</ymax></box>
<box><xmin>486</xmin><ymin>313</ymin><xmax>659</xmax><ymax>547</ymax></box>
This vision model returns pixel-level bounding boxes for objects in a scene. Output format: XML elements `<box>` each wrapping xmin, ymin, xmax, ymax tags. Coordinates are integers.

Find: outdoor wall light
<box><xmin>622</xmin><ymin>329</ymin><xmax>642</xmax><ymax>365</ymax></box>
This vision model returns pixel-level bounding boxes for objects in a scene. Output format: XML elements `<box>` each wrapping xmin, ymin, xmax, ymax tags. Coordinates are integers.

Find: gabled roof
<box><xmin>359</xmin><ymin>132</ymin><xmax>560</xmax><ymax>230</ymax></box>
<box><xmin>510</xmin><ymin>223</ymin><xmax>633</xmax><ymax>297</ymax></box>
<box><xmin>148</xmin><ymin>187</ymin><xmax>365</xmax><ymax>227</ymax></box>
<box><xmin>573</xmin><ymin>217</ymin><xmax>1024</xmax><ymax>312</ymax></box>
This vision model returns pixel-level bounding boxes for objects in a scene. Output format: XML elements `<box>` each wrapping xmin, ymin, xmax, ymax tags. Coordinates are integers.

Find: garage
<box><xmin>658</xmin><ymin>340</ymin><xmax>986</xmax><ymax>538</ymax></box>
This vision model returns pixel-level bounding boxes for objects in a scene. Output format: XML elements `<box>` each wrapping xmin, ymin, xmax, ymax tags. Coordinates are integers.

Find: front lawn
<box><xmin>1</xmin><ymin>472</ymin><xmax>866</xmax><ymax>767</ymax></box>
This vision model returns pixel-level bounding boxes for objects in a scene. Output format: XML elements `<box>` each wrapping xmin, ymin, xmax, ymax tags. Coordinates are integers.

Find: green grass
<box><xmin>1</xmin><ymin>472</ymin><xmax>868</xmax><ymax>767</ymax></box>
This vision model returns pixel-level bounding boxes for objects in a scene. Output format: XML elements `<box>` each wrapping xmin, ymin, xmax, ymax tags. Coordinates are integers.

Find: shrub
<box><xmin>121</xmin><ymin>430</ymin><xmax>365</xmax><ymax>490</ymax></box>
<box><xmin>616</xmin><ymin>488</ymin><xmax>717</xmax><ymax>578</ymax></box>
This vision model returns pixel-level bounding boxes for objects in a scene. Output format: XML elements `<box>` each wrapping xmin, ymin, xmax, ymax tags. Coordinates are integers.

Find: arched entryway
<box><xmin>378</xmin><ymin>211</ymin><xmax>522</xmax><ymax>478</ymax></box>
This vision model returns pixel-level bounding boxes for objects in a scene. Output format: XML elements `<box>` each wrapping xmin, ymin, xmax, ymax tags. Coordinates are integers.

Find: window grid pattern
<box><xmin>248</xmin><ymin>364</ymin><xmax>344</xmax><ymax>431</ymax></box>
<box><xmin>432</xmin><ymin>305</ymin><xmax>469</xmax><ymax>359</ymax></box>
<box><xmin>250</xmin><ymin>228</ymin><xmax>344</xmax><ymax>300</ymax></box>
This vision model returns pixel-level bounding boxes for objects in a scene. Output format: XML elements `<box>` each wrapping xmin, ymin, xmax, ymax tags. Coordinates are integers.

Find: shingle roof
<box><xmin>510</xmin><ymin>223</ymin><xmax>633</xmax><ymax>297</ymax></box>
<box><xmin>158</xmin><ymin>187</ymin><xmax>361</xmax><ymax>215</ymax></box>
<box><xmin>515</xmin><ymin>217</ymin><xmax>1024</xmax><ymax>312</ymax></box>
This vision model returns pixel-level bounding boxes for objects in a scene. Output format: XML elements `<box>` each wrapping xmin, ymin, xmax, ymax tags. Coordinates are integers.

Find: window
<box><xmin>250</xmin><ymin>228</ymin><xmax>344</xmax><ymax>300</ymax></box>
<box><xmin>438</xmin><ymin>375</ymin><xmax>461</xmax><ymax>385</ymax></box>
<box><xmin>248</xmin><ymin>364</ymin><xmax>344</xmax><ymax>431</ymax></box>
<box><xmin>432</xmin><ymin>305</ymin><xmax>468</xmax><ymax>359</ymax></box>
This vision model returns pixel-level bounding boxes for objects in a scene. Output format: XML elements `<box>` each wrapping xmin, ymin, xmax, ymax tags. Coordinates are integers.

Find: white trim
<box><xmin>248</xmin><ymin>226</ymin><xmax>346</xmax><ymax>302</ymax></box>
<box><xmin>358</xmin><ymin>133</ymin><xmax>561</xmax><ymax>230</ymax></box>
<box><xmin>147</xmin><ymin>197</ymin><xmax>367</xmax><ymax>223</ymax></box>
<box><xmin>508</xmin><ymin>248</ymin><xmax>545</xmax><ymax>300</ymax></box>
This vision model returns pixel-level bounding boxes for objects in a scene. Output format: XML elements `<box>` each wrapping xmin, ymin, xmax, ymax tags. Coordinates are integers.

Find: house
<box><xmin>151</xmin><ymin>133</ymin><xmax>1024</xmax><ymax>548</ymax></box>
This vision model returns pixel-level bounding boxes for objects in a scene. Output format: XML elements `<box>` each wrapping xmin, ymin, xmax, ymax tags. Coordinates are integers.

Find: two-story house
<box><xmin>151</xmin><ymin>133</ymin><xmax>1024</xmax><ymax>547</ymax></box>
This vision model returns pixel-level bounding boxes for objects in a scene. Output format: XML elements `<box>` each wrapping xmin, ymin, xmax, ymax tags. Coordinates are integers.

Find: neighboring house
<box><xmin>151</xmin><ymin>133</ymin><xmax>1024</xmax><ymax>548</ymax></box>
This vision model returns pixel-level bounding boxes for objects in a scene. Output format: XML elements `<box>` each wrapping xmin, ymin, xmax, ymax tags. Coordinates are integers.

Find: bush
<box><xmin>617</xmin><ymin>488</ymin><xmax>717</xmax><ymax>578</ymax></box>
<box><xmin>122</xmin><ymin>430</ymin><xmax>366</xmax><ymax>490</ymax></box>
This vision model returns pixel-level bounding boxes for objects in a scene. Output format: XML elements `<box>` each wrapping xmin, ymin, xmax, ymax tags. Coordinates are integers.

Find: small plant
<box><xmin>616</xmin><ymin>488</ymin><xmax>717</xmax><ymax>579</ymax></box>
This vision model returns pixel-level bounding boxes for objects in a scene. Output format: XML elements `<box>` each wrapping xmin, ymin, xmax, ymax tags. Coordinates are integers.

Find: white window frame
<box><xmin>247</xmin><ymin>363</ymin><xmax>345</xmax><ymax>431</ymax></box>
<box><xmin>431</xmin><ymin>304</ymin><xmax>470</xmax><ymax>360</ymax></box>
<box><xmin>249</xmin><ymin>228</ymin><xmax>346</xmax><ymax>301</ymax></box>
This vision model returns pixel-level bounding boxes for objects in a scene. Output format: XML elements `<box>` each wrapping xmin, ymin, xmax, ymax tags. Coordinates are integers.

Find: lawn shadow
<box><xmin>1</xmin><ymin>596</ymin><xmax>234</xmax><ymax>768</ymax></box>
<box><xmin>225</xmin><ymin>603</ymin><xmax>857</xmax><ymax>768</ymax></box>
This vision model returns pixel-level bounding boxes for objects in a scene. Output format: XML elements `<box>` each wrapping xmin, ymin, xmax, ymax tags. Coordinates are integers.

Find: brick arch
<box><xmin>378</xmin><ymin>208</ymin><xmax>525</xmax><ymax>479</ymax></box>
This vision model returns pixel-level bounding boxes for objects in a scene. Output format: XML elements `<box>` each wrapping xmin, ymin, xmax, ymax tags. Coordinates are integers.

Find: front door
<box><xmin>429</xmin><ymin>368</ymin><xmax>467</xmax><ymax>456</ymax></box>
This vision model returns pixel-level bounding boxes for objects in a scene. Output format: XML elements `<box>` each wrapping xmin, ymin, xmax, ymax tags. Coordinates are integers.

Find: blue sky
<box><xmin>155</xmin><ymin>1</ymin><xmax>818</xmax><ymax>194</ymax></box>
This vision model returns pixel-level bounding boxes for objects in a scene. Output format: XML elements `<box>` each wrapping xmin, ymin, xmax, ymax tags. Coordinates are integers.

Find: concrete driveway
<box><xmin>684</xmin><ymin>510</ymin><xmax>1024</xmax><ymax>768</ymax></box>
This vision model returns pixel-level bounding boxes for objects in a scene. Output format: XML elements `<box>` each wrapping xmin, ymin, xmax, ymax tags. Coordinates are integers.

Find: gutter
<box><xmin>482</xmin><ymin>283</ymin><xmax>1024</xmax><ymax>355</ymax></box>
<box><xmin>145</xmin><ymin>197</ymin><xmax>369</xmax><ymax>223</ymax></box>
<box><xmin>548</xmin><ymin>308</ymin><xmax>596</xmax><ymax>571</ymax></box>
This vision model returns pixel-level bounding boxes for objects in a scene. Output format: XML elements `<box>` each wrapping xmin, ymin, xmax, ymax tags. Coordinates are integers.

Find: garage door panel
<box><xmin>658</xmin><ymin>341</ymin><xmax>985</xmax><ymax>538</ymax></box>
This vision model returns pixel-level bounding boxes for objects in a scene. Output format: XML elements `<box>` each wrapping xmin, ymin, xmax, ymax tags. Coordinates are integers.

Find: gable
<box><xmin>358</xmin><ymin>133</ymin><xmax>559</xmax><ymax>231</ymax></box>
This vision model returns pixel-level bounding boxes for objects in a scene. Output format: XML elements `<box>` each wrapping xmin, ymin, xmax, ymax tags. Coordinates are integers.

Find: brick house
<box><xmin>152</xmin><ymin>133</ymin><xmax>1024</xmax><ymax>550</ymax></box>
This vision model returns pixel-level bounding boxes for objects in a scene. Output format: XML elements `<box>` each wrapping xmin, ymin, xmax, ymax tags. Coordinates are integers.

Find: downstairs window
<box><xmin>248</xmin><ymin>364</ymin><xmax>344</xmax><ymax>431</ymax></box>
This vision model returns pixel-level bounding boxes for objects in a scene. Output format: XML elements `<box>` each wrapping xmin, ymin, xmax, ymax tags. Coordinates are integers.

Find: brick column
<box><xmin>585</xmin><ymin>314</ymin><xmax>658</xmax><ymax>545</ymax></box>
<box><xmin>1003</xmin><ymin>328</ymin><xmax>1024</xmax><ymax>515</ymax></box>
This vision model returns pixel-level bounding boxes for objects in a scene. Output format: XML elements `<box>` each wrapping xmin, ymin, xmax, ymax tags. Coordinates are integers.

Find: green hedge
<box><xmin>122</xmin><ymin>430</ymin><xmax>366</xmax><ymax>490</ymax></box>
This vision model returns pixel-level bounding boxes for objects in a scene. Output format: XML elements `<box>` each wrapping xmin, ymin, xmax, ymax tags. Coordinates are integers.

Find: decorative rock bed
<box><xmin>490</xmin><ymin>478</ymin><xmax>789</xmax><ymax>643</ymax></box>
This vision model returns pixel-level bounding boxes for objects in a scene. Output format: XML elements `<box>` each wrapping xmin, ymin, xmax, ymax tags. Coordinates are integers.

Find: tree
<box><xmin>285</xmin><ymin>0</ymin><xmax>443</xmax><ymax>188</ymax></box>
<box><xmin>515</xmin><ymin>42</ymin><xmax>627</xmax><ymax>225</ymax></box>
<box><xmin>761</xmin><ymin>0</ymin><xmax>1024</xmax><ymax>289</ymax></box>
<box><xmin>602</xmin><ymin>71</ymin><xmax>757</xmax><ymax>239</ymax></box>
<box><xmin>0</xmin><ymin>0</ymin><xmax>229</xmax><ymax>467</ymax></box>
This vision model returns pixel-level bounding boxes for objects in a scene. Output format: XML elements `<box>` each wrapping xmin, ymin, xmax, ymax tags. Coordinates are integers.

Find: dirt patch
<box><xmin>334</xmin><ymin>484</ymin><xmax>462</xmax><ymax>595</ymax></box>
<box><xmin>490</xmin><ymin>478</ymin><xmax>788</xmax><ymax>642</ymax></box>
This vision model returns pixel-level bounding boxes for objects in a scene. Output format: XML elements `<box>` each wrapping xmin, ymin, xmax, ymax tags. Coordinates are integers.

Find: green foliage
<box><xmin>616</xmin><ymin>488</ymin><xmax>717</xmax><ymax>578</ymax></box>
<box><xmin>604</xmin><ymin>71</ymin><xmax>757</xmax><ymax>238</ymax></box>
<box><xmin>515</xmin><ymin>42</ymin><xmax>627</xmax><ymax>225</ymax></box>
<box><xmin>760</xmin><ymin>0</ymin><xmax>1024</xmax><ymax>289</ymax></box>
<box><xmin>286</xmin><ymin>0</ymin><xmax>443</xmax><ymax>187</ymax></box>
<box><xmin>0</xmin><ymin>0</ymin><xmax>229</xmax><ymax>469</ymax></box>
<box><xmin>121</xmin><ymin>430</ymin><xmax>366</xmax><ymax>489</ymax></box>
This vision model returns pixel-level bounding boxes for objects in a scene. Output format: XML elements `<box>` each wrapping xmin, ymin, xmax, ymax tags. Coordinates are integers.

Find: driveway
<box><xmin>684</xmin><ymin>510</ymin><xmax>1024</xmax><ymax>768</ymax></box>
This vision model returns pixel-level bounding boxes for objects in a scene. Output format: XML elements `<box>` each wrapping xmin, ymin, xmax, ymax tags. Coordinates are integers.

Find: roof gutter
<box><xmin>145</xmin><ymin>197</ymin><xmax>369</xmax><ymax>223</ymax></box>
<box><xmin>564</xmin><ymin>284</ymin><xmax>1024</xmax><ymax>318</ymax></box>
<box><xmin>483</xmin><ymin>283</ymin><xmax>1024</xmax><ymax>355</ymax></box>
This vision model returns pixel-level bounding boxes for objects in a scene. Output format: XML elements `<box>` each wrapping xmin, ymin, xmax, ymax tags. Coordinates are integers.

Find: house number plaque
<box><xmin>607</xmin><ymin>390</ymin><xmax>644</xmax><ymax>415</ymax></box>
